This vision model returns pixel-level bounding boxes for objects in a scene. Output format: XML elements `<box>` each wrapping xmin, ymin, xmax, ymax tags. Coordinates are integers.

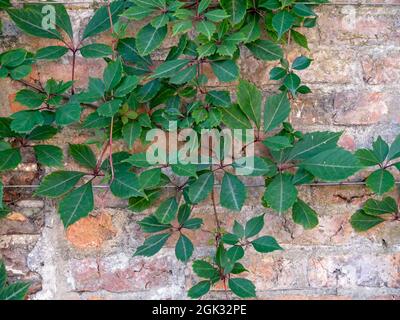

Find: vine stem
<box><xmin>71</xmin><ymin>49</ymin><xmax>77</xmax><ymax>94</ymax></box>
<box><xmin>109</xmin><ymin>116</ymin><xmax>115</xmax><ymax>183</ymax></box>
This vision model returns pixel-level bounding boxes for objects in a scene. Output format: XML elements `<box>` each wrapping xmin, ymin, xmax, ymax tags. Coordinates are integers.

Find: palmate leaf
<box><xmin>7</xmin><ymin>8</ymin><xmax>63</xmax><ymax>39</ymax></box>
<box><xmin>264</xmin><ymin>92</ymin><xmax>290</xmax><ymax>132</ymax></box>
<box><xmin>228</xmin><ymin>278</ymin><xmax>256</xmax><ymax>298</ymax></box>
<box><xmin>10</xmin><ymin>110</ymin><xmax>44</xmax><ymax>133</ymax></box>
<box><xmin>210</xmin><ymin>60</ymin><xmax>239</xmax><ymax>83</ymax></box>
<box><xmin>58</xmin><ymin>182</ymin><xmax>94</xmax><ymax>228</ymax></box>
<box><xmin>0</xmin><ymin>281</ymin><xmax>30</xmax><ymax>300</ymax></box>
<box><xmin>110</xmin><ymin>171</ymin><xmax>144</xmax><ymax>199</ymax></box>
<box><xmin>220</xmin><ymin>104</ymin><xmax>252</xmax><ymax>129</ymax></box>
<box><xmin>363</xmin><ymin>197</ymin><xmax>398</xmax><ymax>216</ymax></box>
<box><xmin>128</xmin><ymin>189</ymin><xmax>161</xmax><ymax>212</ymax></box>
<box><xmin>82</xmin><ymin>0</ymin><xmax>125</xmax><ymax>39</ymax></box>
<box><xmin>220</xmin><ymin>0</ymin><xmax>246</xmax><ymax>25</ymax></box>
<box><xmin>350</xmin><ymin>210</ymin><xmax>385</xmax><ymax>232</ymax></box>
<box><xmin>33</xmin><ymin>145</ymin><xmax>63</xmax><ymax>167</ymax></box>
<box><xmin>246</xmin><ymin>40</ymin><xmax>283</xmax><ymax>61</ymax></box>
<box><xmin>292</xmin><ymin>199</ymin><xmax>319</xmax><ymax>229</ymax></box>
<box><xmin>80</xmin><ymin>43</ymin><xmax>113</xmax><ymax>58</ymax></box>
<box><xmin>138</xmin><ymin>215</ymin><xmax>171</xmax><ymax>233</ymax></box>
<box><xmin>154</xmin><ymin>197</ymin><xmax>178</xmax><ymax>224</ymax></box>
<box><xmin>151</xmin><ymin>59</ymin><xmax>190</xmax><ymax>79</ymax></box>
<box><xmin>0</xmin><ymin>148</ymin><xmax>22</xmax><ymax>172</ymax></box>
<box><xmin>237</xmin><ymin>79</ymin><xmax>262</xmax><ymax>128</ymax></box>
<box><xmin>188</xmin><ymin>172</ymin><xmax>214</xmax><ymax>204</ymax></box>
<box><xmin>220</xmin><ymin>172</ymin><xmax>246</xmax><ymax>211</ymax></box>
<box><xmin>366</xmin><ymin>169</ymin><xmax>395</xmax><ymax>195</ymax></box>
<box><xmin>175</xmin><ymin>234</ymin><xmax>194</xmax><ymax>262</ymax></box>
<box><xmin>264</xmin><ymin>173</ymin><xmax>298</xmax><ymax>214</ymax></box>
<box><xmin>188</xmin><ymin>281</ymin><xmax>211</xmax><ymax>299</ymax></box>
<box><xmin>136</xmin><ymin>24</ymin><xmax>168</xmax><ymax>56</ymax></box>
<box><xmin>287</xmin><ymin>131</ymin><xmax>342</xmax><ymax>161</ymax></box>
<box><xmin>36</xmin><ymin>46</ymin><xmax>69</xmax><ymax>60</ymax></box>
<box><xmin>68</xmin><ymin>144</ymin><xmax>96</xmax><ymax>169</ymax></box>
<box><xmin>35</xmin><ymin>171</ymin><xmax>85</xmax><ymax>198</ymax></box>
<box><xmin>134</xmin><ymin>233</ymin><xmax>171</xmax><ymax>257</ymax></box>
<box><xmin>251</xmin><ymin>236</ymin><xmax>282</xmax><ymax>253</ymax></box>
<box><xmin>300</xmin><ymin>148</ymin><xmax>361</xmax><ymax>181</ymax></box>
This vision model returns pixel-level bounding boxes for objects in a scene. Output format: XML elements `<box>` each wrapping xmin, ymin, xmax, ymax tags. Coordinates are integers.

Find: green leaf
<box><xmin>233</xmin><ymin>156</ymin><xmax>277</xmax><ymax>177</ymax></box>
<box><xmin>27</xmin><ymin>125</ymin><xmax>58</xmax><ymax>140</ymax></box>
<box><xmin>171</xmin><ymin>163</ymin><xmax>198</xmax><ymax>177</ymax></box>
<box><xmin>123</xmin><ymin>152</ymin><xmax>152</xmax><ymax>168</ymax></box>
<box><xmin>188</xmin><ymin>281</ymin><xmax>210</xmax><ymax>299</ymax></box>
<box><xmin>231</xmin><ymin>262</ymin><xmax>247</xmax><ymax>274</ymax></box>
<box><xmin>136</xmin><ymin>24</ymin><xmax>168</xmax><ymax>56</ymax></box>
<box><xmin>155</xmin><ymin>197</ymin><xmax>179</xmax><ymax>224</ymax></box>
<box><xmin>198</xmin><ymin>0</ymin><xmax>212</xmax><ymax>14</ymax></box>
<box><xmin>97</xmin><ymin>100</ymin><xmax>122</xmax><ymax>117</ymax></box>
<box><xmin>35</xmin><ymin>171</ymin><xmax>84</xmax><ymax>198</ymax></box>
<box><xmin>53</xmin><ymin>4</ymin><xmax>74</xmax><ymax>40</ymax></box>
<box><xmin>110</xmin><ymin>171</ymin><xmax>144</xmax><ymax>199</ymax></box>
<box><xmin>122</xmin><ymin>122</ymin><xmax>141</xmax><ymax>148</ymax></box>
<box><xmin>363</xmin><ymin>197</ymin><xmax>398</xmax><ymax>216</ymax></box>
<box><xmin>34</xmin><ymin>145</ymin><xmax>63</xmax><ymax>167</ymax></box>
<box><xmin>196</xmin><ymin>20</ymin><xmax>216</xmax><ymax>40</ymax></box>
<box><xmin>220</xmin><ymin>173</ymin><xmax>246</xmax><ymax>211</ymax></box>
<box><xmin>9</xmin><ymin>64</ymin><xmax>32</xmax><ymax>80</ymax></box>
<box><xmin>1</xmin><ymin>49</ymin><xmax>26</xmax><ymax>67</ymax></box>
<box><xmin>264</xmin><ymin>92</ymin><xmax>290</xmax><ymax>132</ymax></box>
<box><xmin>245</xmin><ymin>214</ymin><xmax>264</xmax><ymax>238</ymax></box>
<box><xmin>372</xmin><ymin>136</ymin><xmax>389</xmax><ymax>163</ymax></box>
<box><xmin>205</xmin><ymin>9</ymin><xmax>230</xmax><ymax>22</ymax></box>
<box><xmin>292</xmin><ymin>199</ymin><xmax>319</xmax><ymax>229</ymax></box>
<box><xmin>350</xmin><ymin>210</ymin><xmax>385</xmax><ymax>232</ymax></box>
<box><xmin>151</xmin><ymin>59</ymin><xmax>190</xmax><ymax>79</ymax></box>
<box><xmin>10</xmin><ymin>110</ymin><xmax>44</xmax><ymax>133</ymax></box>
<box><xmin>387</xmin><ymin>134</ymin><xmax>400</xmax><ymax>160</ymax></box>
<box><xmin>293</xmin><ymin>4</ymin><xmax>316</xmax><ymax>17</ymax></box>
<box><xmin>172</xmin><ymin>20</ymin><xmax>192</xmax><ymax>36</ymax></box>
<box><xmin>82</xmin><ymin>1</ymin><xmax>125</xmax><ymax>39</ymax></box>
<box><xmin>55</xmin><ymin>102</ymin><xmax>81</xmax><ymax>126</ymax></box>
<box><xmin>252</xmin><ymin>236</ymin><xmax>282</xmax><ymax>253</ymax></box>
<box><xmin>128</xmin><ymin>189</ymin><xmax>161</xmax><ymax>212</ymax></box>
<box><xmin>183</xmin><ymin>218</ymin><xmax>203</xmax><ymax>230</ymax></box>
<box><xmin>228</xmin><ymin>278</ymin><xmax>256</xmax><ymax>298</ymax></box>
<box><xmin>192</xmin><ymin>260</ymin><xmax>219</xmax><ymax>279</ymax></box>
<box><xmin>220</xmin><ymin>0</ymin><xmax>246</xmax><ymax>25</ymax></box>
<box><xmin>114</xmin><ymin>76</ymin><xmax>139</xmax><ymax>97</ymax></box>
<box><xmin>227</xmin><ymin>245</ymin><xmax>244</xmax><ymax>262</ymax></box>
<box><xmin>272</xmin><ymin>11</ymin><xmax>294</xmax><ymax>39</ymax></box>
<box><xmin>175</xmin><ymin>234</ymin><xmax>194</xmax><ymax>262</ymax></box>
<box><xmin>300</xmin><ymin>148</ymin><xmax>361</xmax><ymax>181</ymax></box>
<box><xmin>0</xmin><ymin>148</ymin><xmax>21</xmax><ymax>172</ymax></box>
<box><xmin>0</xmin><ymin>118</ymin><xmax>13</xmax><ymax>138</ymax></box>
<box><xmin>292</xmin><ymin>56</ymin><xmax>312</xmax><ymax>70</ymax></box>
<box><xmin>246</xmin><ymin>40</ymin><xmax>283</xmax><ymax>61</ymax></box>
<box><xmin>137</xmin><ymin>79</ymin><xmax>161</xmax><ymax>102</ymax></box>
<box><xmin>284</xmin><ymin>73</ymin><xmax>301</xmax><ymax>95</ymax></box>
<box><xmin>263</xmin><ymin>135</ymin><xmax>292</xmax><ymax>150</ymax></box>
<box><xmin>122</xmin><ymin>5</ymin><xmax>154</xmax><ymax>20</ymax></box>
<box><xmin>210</xmin><ymin>60</ymin><xmax>239</xmax><ymax>83</ymax></box>
<box><xmin>69</xmin><ymin>144</ymin><xmax>96</xmax><ymax>169</ymax></box>
<box><xmin>138</xmin><ymin>215</ymin><xmax>171</xmax><ymax>233</ymax></box>
<box><xmin>7</xmin><ymin>8</ymin><xmax>62</xmax><ymax>39</ymax></box>
<box><xmin>288</xmin><ymin>131</ymin><xmax>342</xmax><ymax>160</ymax></box>
<box><xmin>0</xmin><ymin>282</ymin><xmax>30</xmax><ymax>300</ymax></box>
<box><xmin>188</xmin><ymin>172</ymin><xmax>214</xmax><ymax>204</ymax></box>
<box><xmin>291</xmin><ymin>30</ymin><xmax>309</xmax><ymax>49</ymax></box>
<box><xmin>220</xmin><ymin>104</ymin><xmax>252</xmax><ymax>129</ymax></box>
<box><xmin>58</xmin><ymin>182</ymin><xmax>94</xmax><ymax>227</ymax></box>
<box><xmin>80</xmin><ymin>43</ymin><xmax>113</xmax><ymax>58</ymax></box>
<box><xmin>222</xmin><ymin>233</ymin><xmax>239</xmax><ymax>245</ymax></box>
<box><xmin>36</xmin><ymin>46</ymin><xmax>68</xmax><ymax>60</ymax></box>
<box><xmin>264</xmin><ymin>173</ymin><xmax>298</xmax><ymax>214</ymax></box>
<box><xmin>206</xmin><ymin>90</ymin><xmax>231</xmax><ymax>107</ymax></box>
<box><xmin>139</xmin><ymin>168</ymin><xmax>161</xmax><ymax>190</ymax></box>
<box><xmin>355</xmin><ymin>149</ymin><xmax>380</xmax><ymax>167</ymax></box>
<box><xmin>270</xmin><ymin>67</ymin><xmax>287</xmax><ymax>80</ymax></box>
<box><xmin>169</xmin><ymin>65</ymin><xmax>197</xmax><ymax>84</ymax></box>
<box><xmin>0</xmin><ymin>260</ymin><xmax>6</xmax><ymax>288</ymax></box>
<box><xmin>237</xmin><ymin>79</ymin><xmax>262</xmax><ymax>128</ymax></box>
<box><xmin>15</xmin><ymin>89</ymin><xmax>46</xmax><ymax>109</ymax></box>
<box><xmin>178</xmin><ymin>204</ymin><xmax>191</xmax><ymax>224</ymax></box>
<box><xmin>103</xmin><ymin>59</ymin><xmax>123</xmax><ymax>92</ymax></box>
<box><xmin>134</xmin><ymin>233</ymin><xmax>171</xmax><ymax>257</ymax></box>
<box><xmin>366</xmin><ymin>169</ymin><xmax>395</xmax><ymax>195</ymax></box>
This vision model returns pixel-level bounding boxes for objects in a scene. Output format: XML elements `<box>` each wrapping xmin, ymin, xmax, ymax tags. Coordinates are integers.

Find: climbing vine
<box><xmin>0</xmin><ymin>0</ymin><xmax>399</xmax><ymax>299</ymax></box>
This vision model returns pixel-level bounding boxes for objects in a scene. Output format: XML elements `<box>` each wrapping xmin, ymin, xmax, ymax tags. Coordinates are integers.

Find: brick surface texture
<box><xmin>1</xmin><ymin>1</ymin><xmax>400</xmax><ymax>300</ymax></box>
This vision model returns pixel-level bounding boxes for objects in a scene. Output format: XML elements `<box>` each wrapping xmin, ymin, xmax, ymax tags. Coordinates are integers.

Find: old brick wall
<box><xmin>1</xmin><ymin>1</ymin><xmax>400</xmax><ymax>299</ymax></box>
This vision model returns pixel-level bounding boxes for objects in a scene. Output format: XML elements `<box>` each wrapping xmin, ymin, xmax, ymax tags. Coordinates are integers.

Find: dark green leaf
<box><xmin>366</xmin><ymin>169</ymin><xmax>395</xmax><ymax>195</ymax></box>
<box><xmin>245</xmin><ymin>214</ymin><xmax>264</xmax><ymax>238</ymax></box>
<box><xmin>0</xmin><ymin>148</ymin><xmax>22</xmax><ymax>172</ymax></box>
<box><xmin>350</xmin><ymin>210</ymin><xmax>385</xmax><ymax>232</ymax></box>
<box><xmin>228</xmin><ymin>278</ymin><xmax>256</xmax><ymax>298</ymax></box>
<box><xmin>34</xmin><ymin>145</ymin><xmax>63</xmax><ymax>167</ymax></box>
<box><xmin>220</xmin><ymin>0</ymin><xmax>246</xmax><ymax>25</ymax></box>
<box><xmin>272</xmin><ymin>11</ymin><xmax>294</xmax><ymax>39</ymax></box>
<box><xmin>110</xmin><ymin>171</ymin><xmax>144</xmax><ymax>199</ymax></box>
<box><xmin>363</xmin><ymin>197</ymin><xmax>398</xmax><ymax>216</ymax></box>
<box><xmin>246</xmin><ymin>40</ymin><xmax>283</xmax><ymax>61</ymax></box>
<box><xmin>103</xmin><ymin>59</ymin><xmax>123</xmax><ymax>92</ymax></box>
<box><xmin>220</xmin><ymin>172</ymin><xmax>246</xmax><ymax>211</ymax></box>
<box><xmin>175</xmin><ymin>234</ymin><xmax>194</xmax><ymax>262</ymax></box>
<box><xmin>68</xmin><ymin>144</ymin><xmax>96</xmax><ymax>169</ymax></box>
<box><xmin>188</xmin><ymin>281</ymin><xmax>210</xmax><ymax>299</ymax></box>
<box><xmin>210</xmin><ymin>60</ymin><xmax>239</xmax><ymax>83</ymax></box>
<box><xmin>80</xmin><ymin>43</ymin><xmax>113</xmax><ymax>58</ymax></box>
<box><xmin>136</xmin><ymin>24</ymin><xmax>168</xmax><ymax>56</ymax></box>
<box><xmin>138</xmin><ymin>215</ymin><xmax>171</xmax><ymax>233</ymax></box>
<box><xmin>10</xmin><ymin>110</ymin><xmax>44</xmax><ymax>133</ymax></box>
<box><xmin>264</xmin><ymin>173</ymin><xmax>298</xmax><ymax>213</ymax></box>
<box><xmin>292</xmin><ymin>199</ymin><xmax>319</xmax><ymax>229</ymax></box>
<box><xmin>36</xmin><ymin>46</ymin><xmax>68</xmax><ymax>60</ymax></box>
<box><xmin>35</xmin><ymin>171</ymin><xmax>84</xmax><ymax>198</ymax></box>
<box><xmin>264</xmin><ymin>92</ymin><xmax>290</xmax><ymax>132</ymax></box>
<box><xmin>154</xmin><ymin>197</ymin><xmax>178</xmax><ymax>224</ymax></box>
<box><xmin>0</xmin><ymin>282</ymin><xmax>30</xmax><ymax>300</ymax></box>
<box><xmin>134</xmin><ymin>233</ymin><xmax>171</xmax><ymax>257</ymax></box>
<box><xmin>188</xmin><ymin>172</ymin><xmax>214</xmax><ymax>204</ymax></box>
<box><xmin>237</xmin><ymin>79</ymin><xmax>262</xmax><ymax>128</ymax></box>
<box><xmin>139</xmin><ymin>168</ymin><xmax>161</xmax><ymax>190</ymax></box>
<box><xmin>252</xmin><ymin>236</ymin><xmax>282</xmax><ymax>253</ymax></box>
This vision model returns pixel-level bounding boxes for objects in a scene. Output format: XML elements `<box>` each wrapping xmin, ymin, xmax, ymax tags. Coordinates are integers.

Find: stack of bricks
<box><xmin>0</xmin><ymin>1</ymin><xmax>399</xmax><ymax>299</ymax></box>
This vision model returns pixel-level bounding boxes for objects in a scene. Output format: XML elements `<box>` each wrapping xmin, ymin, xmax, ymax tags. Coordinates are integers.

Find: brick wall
<box><xmin>1</xmin><ymin>1</ymin><xmax>400</xmax><ymax>300</ymax></box>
